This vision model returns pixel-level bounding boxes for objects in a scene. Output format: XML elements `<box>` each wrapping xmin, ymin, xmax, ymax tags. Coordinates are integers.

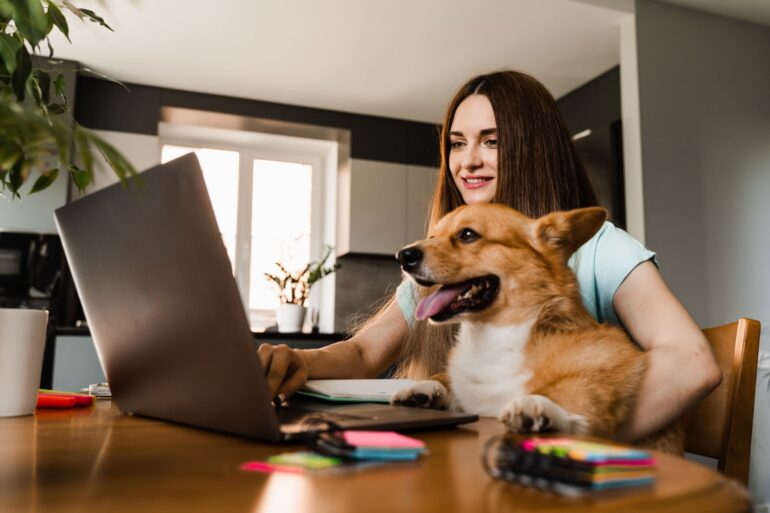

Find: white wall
<box><xmin>0</xmin><ymin>170</ymin><xmax>68</xmax><ymax>234</ymax></box>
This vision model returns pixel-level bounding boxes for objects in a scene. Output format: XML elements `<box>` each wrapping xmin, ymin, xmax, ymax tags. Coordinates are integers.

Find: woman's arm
<box><xmin>612</xmin><ymin>261</ymin><xmax>722</xmax><ymax>441</ymax></box>
<box><xmin>258</xmin><ymin>299</ymin><xmax>408</xmax><ymax>402</ymax></box>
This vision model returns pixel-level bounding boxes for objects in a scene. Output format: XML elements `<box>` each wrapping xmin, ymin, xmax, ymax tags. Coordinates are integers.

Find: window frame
<box><xmin>158</xmin><ymin>122</ymin><xmax>337</xmax><ymax>333</ymax></box>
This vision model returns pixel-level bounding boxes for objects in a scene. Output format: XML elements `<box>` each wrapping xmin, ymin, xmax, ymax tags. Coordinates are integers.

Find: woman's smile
<box><xmin>460</xmin><ymin>175</ymin><xmax>495</xmax><ymax>189</ymax></box>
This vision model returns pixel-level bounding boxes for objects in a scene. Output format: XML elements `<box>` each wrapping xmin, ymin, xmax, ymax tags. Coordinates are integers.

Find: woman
<box><xmin>258</xmin><ymin>70</ymin><xmax>721</xmax><ymax>443</ymax></box>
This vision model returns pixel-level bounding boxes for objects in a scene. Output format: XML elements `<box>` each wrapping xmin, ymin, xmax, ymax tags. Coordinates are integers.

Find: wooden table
<box><xmin>0</xmin><ymin>401</ymin><xmax>751</xmax><ymax>513</ymax></box>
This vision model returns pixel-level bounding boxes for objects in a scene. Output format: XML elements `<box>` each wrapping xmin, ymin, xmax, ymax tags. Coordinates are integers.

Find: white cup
<box><xmin>0</xmin><ymin>308</ymin><xmax>48</xmax><ymax>417</ymax></box>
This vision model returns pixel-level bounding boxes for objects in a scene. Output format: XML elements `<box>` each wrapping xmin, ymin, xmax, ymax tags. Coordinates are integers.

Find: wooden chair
<box><xmin>684</xmin><ymin>318</ymin><xmax>761</xmax><ymax>485</ymax></box>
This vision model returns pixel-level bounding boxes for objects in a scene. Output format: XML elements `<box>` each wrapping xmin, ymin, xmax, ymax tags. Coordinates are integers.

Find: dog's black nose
<box><xmin>397</xmin><ymin>246</ymin><xmax>423</xmax><ymax>271</ymax></box>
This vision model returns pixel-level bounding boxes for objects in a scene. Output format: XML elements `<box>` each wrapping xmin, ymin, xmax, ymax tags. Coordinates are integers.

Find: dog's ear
<box><xmin>532</xmin><ymin>207</ymin><xmax>607</xmax><ymax>261</ymax></box>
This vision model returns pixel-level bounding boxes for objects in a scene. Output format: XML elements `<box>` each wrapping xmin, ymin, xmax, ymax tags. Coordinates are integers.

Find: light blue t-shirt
<box><xmin>395</xmin><ymin>222</ymin><xmax>656</xmax><ymax>328</ymax></box>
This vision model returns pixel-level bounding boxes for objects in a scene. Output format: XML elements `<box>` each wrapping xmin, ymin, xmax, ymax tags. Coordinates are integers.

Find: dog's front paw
<box><xmin>391</xmin><ymin>380</ymin><xmax>449</xmax><ymax>409</ymax></box>
<box><xmin>499</xmin><ymin>395</ymin><xmax>588</xmax><ymax>434</ymax></box>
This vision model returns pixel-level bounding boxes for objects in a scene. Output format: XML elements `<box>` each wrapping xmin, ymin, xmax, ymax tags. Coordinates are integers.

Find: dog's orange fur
<box><xmin>398</xmin><ymin>204</ymin><xmax>682</xmax><ymax>454</ymax></box>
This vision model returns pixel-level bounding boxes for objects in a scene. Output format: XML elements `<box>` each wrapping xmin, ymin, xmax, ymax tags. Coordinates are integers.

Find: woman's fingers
<box><xmin>257</xmin><ymin>344</ymin><xmax>309</xmax><ymax>402</ymax></box>
<box><xmin>277</xmin><ymin>361</ymin><xmax>309</xmax><ymax>400</ymax></box>
<box><xmin>259</xmin><ymin>344</ymin><xmax>289</xmax><ymax>398</ymax></box>
<box><xmin>257</xmin><ymin>343</ymin><xmax>274</xmax><ymax>371</ymax></box>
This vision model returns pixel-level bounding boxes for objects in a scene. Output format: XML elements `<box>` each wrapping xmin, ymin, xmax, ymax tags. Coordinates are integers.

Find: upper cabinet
<box><xmin>337</xmin><ymin>159</ymin><xmax>437</xmax><ymax>256</ymax></box>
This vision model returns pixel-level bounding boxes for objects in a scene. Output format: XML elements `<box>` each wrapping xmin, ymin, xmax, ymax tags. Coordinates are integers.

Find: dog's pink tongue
<box><xmin>415</xmin><ymin>284</ymin><xmax>465</xmax><ymax>320</ymax></box>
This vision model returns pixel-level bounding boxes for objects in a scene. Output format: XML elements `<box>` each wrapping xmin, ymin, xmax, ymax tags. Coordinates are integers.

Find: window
<box><xmin>159</xmin><ymin>123</ymin><xmax>337</xmax><ymax>332</ymax></box>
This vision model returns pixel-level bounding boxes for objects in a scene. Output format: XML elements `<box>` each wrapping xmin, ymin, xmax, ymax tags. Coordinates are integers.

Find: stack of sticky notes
<box><xmin>488</xmin><ymin>436</ymin><xmax>656</xmax><ymax>495</ymax></box>
<box><xmin>342</xmin><ymin>430</ymin><xmax>427</xmax><ymax>461</ymax></box>
<box><xmin>37</xmin><ymin>390</ymin><xmax>95</xmax><ymax>408</ymax></box>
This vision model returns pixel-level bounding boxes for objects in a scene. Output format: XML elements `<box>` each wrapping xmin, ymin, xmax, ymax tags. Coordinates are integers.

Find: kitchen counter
<box><xmin>55</xmin><ymin>326</ymin><xmax>348</xmax><ymax>347</ymax></box>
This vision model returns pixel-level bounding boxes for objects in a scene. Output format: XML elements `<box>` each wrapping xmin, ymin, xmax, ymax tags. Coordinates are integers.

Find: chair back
<box><xmin>684</xmin><ymin>318</ymin><xmax>761</xmax><ymax>485</ymax></box>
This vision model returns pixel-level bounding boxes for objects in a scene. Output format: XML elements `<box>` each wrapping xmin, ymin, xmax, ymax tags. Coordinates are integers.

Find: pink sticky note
<box><xmin>240</xmin><ymin>461</ymin><xmax>304</xmax><ymax>474</ymax></box>
<box><xmin>342</xmin><ymin>431</ymin><xmax>425</xmax><ymax>449</ymax></box>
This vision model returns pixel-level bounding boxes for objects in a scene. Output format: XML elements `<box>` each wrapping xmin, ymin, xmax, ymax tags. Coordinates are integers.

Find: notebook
<box><xmin>298</xmin><ymin>379</ymin><xmax>417</xmax><ymax>403</ymax></box>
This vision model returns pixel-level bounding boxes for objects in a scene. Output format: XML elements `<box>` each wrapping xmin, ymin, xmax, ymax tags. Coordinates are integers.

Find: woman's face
<box><xmin>448</xmin><ymin>94</ymin><xmax>498</xmax><ymax>205</ymax></box>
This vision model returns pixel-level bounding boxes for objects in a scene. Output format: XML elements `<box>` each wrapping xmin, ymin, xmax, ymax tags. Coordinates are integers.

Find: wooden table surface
<box><xmin>0</xmin><ymin>400</ymin><xmax>751</xmax><ymax>513</ymax></box>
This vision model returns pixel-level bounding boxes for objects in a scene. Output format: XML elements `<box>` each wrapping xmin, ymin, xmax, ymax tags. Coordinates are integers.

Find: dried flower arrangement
<box><xmin>264</xmin><ymin>245</ymin><xmax>339</xmax><ymax>305</ymax></box>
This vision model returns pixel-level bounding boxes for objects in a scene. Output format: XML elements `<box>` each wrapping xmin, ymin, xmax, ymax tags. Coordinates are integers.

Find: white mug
<box><xmin>0</xmin><ymin>308</ymin><xmax>48</xmax><ymax>417</ymax></box>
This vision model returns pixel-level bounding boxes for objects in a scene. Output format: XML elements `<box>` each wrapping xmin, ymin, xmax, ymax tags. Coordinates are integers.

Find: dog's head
<box><xmin>396</xmin><ymin>204</ymin><xmax>607</xmax><ymax>325</ymax></box>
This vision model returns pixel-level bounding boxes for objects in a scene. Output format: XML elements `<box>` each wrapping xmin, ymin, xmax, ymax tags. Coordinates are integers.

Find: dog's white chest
<box><xmin>448</xmin><ymin>322</ymin><xmax>534</xmax><ymax>417</ymax></box>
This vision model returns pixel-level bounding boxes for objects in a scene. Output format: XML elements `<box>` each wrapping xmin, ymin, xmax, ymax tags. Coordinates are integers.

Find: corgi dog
<box><xmin>392</xmin><ymin>204</ymin><xmax>682</xmax><ymax>454</ymax></box>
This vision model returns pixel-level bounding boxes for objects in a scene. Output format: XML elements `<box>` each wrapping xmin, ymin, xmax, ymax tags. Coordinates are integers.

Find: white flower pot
<box><xmin>0</xmin><ymin>308</ymin><xmax>48</xmax><ymax>417</ymax></box>
<box><xmin>277</xmin><ymin>304</ymin><xmax>307</xmax><ymax>333</ymax></box>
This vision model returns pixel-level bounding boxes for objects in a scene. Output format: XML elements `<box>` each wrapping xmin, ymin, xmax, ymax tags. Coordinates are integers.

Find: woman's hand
<box><xmin>257</xmin><ymin>344</ymin><xmax>310</xmax><ymax>404</ymax></box>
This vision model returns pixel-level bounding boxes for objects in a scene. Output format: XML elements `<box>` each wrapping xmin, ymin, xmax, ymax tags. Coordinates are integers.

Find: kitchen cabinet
<box><xmin>337</xmin><ymin>159</ymin><xmax>438</xmax><ymax>256</ymax></box>
<box><xmin>52</xmin><ymin>336</ymin><xmax>106</xmax><ymax>393</ymax></box>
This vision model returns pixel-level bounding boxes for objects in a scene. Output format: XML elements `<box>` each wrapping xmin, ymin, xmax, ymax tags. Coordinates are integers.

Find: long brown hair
<box><xmin>394</xmin><ymin>70</ymin><xmax>598</xmax><ymax>379</ymax></box>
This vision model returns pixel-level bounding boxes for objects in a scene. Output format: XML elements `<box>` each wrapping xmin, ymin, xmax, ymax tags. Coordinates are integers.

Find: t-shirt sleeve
<box><xmin>593</xmin><ymin>223</ymin><xmax>657</xmax><ymax>325</ymax></box>
<box><xmin>395</xmin><ymin>278</ymin><xmax>418</xmax><ymax>329</ymax></box>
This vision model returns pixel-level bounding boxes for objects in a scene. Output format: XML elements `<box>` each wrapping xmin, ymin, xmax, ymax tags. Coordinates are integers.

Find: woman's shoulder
<box><xmin>570</xmin><ymin>221</ymin><xmax>657</xmax><ymax>325</ymax></box>
<box><xmin>574</xmin><ymin>221</ymin><xmax>653</xmax><ymax>263</ymax></box>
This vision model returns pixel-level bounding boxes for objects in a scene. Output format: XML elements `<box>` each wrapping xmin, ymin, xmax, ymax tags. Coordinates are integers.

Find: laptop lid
<box><xmin>55</xmin><ymin>154</ymin><xmax>283</xmax><ymax>441</ymax></box>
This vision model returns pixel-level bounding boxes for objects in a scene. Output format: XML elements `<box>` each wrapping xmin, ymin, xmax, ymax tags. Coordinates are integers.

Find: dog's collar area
<box><xmin>415</xmin><ymin>275</ymin><xmax>500</xmax><ymax>322</ymax></box>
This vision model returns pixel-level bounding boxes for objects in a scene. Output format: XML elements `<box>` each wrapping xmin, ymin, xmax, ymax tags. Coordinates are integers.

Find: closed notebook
<box><xmin>298</xmin><ymin>379</ymin><xmax>416</xmax><ymax>403</ymax></box>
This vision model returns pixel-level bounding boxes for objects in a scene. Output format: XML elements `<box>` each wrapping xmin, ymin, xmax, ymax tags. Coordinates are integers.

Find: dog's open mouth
<box><xmin>415</xmin><ymin>275</ymin><xmax>500</xmax><ymax>322</ymax></box>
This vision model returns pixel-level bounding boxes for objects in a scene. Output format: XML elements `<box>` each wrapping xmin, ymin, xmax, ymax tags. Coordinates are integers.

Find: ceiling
<box><xmin>48</xmin><ymin>0</ymin><xmax>769</xmax><ymax>124</ymax></box>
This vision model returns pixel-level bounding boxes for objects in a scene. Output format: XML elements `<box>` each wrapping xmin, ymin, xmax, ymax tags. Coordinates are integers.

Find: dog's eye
<box><xmin>457</xmin><ymin>228</ymin><xmax>480</xmax><ymax>243</ymax></box>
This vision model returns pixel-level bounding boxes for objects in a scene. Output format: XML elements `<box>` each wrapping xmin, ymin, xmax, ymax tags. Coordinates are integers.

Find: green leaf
<box><xmin>0</xmin><ymin>33</ymin><xmax>20</xmax><ymax>73</ymax></box>
<box><xmin>13</xmin><ymin>0</ymin><xmax>50</xmax><ymax>47</ymax></box>
<box><xmin>46</xmin><ymin>36</ymin><xmax>53</xmax><ymax>58</ymax></box>
<box><xmin>36</xmin><ymin>69</ymin><xmax>50</xmax><ymax>104</ymax></box>
<box><xmin>30</xmin><ymin>167</ymin><xmax>58</xmax><ymax>193</ymax></box>
<box><xmin>8</xmin><ymin>158</ymin><xmax>29</xmax><ymax>197</ymax></box>
<box><xmin>68</xmin><ymin>164</ymin><xmax>91</xmax><ymax>191</ymax></box>
<box><xmin>73</xmin><ymin>127</ymin><xmax>92</xmax><ymax>174</ymax></box>
<box><xmin>79</xmin><ymin>8</ymin><xmax>113</xmax><ymax>31</ymax></box>
<box><xmin>53</xmin><ymin>72</ymin><xmax>65</xmax><ymax>100</ymax></box>
<box><xmin>0</xmin><ymin>0</ymin><xmax>13</xmax><ymax>18</ymax></box>
<box><xmin>80</xmin><ymin>66</ymin><xmax>129</xmax><ymax>92</ymax></box>
<box><xmin>47</xmin><ymin>2</ymin><xmax>70</xmax><ymax>41</ymax></box>
<box><xmin>11</xmin><ymin>45</ymin><xmax>32</xmax><ymax>101</ymax></box>
<box><xmin>47</xmin><ymin>103</ymin><xmax>66</xmax><ymax>115</ymax></box>
<box><xmin>29</xmin><ymin>73</ymin><xmax>44</xmax><ymax>110</ymax></box>
<box><xmin>90</xmin><ymin>131</ymin><xmax>137</xmax><ymax>182</ymax></box>
<box><xmin>0</xmin><ymin>141</ymin><xmax>22</xmax><ymax>169</ymax></box>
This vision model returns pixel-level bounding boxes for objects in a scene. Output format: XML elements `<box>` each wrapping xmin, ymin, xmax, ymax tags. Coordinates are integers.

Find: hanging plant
<box><xmin>0</xmin><ymin>0</ymin><xmax>136</xmax><ymax>199</ymax></box>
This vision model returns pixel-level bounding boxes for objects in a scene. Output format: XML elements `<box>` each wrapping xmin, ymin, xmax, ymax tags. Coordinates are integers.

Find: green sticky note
<box><xmin>268</xmin><ymin>451</ymin><xmax>342</xmax><ymax>470</ymax></box>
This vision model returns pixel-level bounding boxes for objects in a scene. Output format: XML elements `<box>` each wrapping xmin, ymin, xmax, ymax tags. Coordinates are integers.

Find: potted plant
<box><xmin>0</xmin><ymin>1</ymin><xmax>133</xmax><ymax>416</ymax></box>
<box><xmin>264</xmin><ymin>246</ymin><xmax>339</xmax><ymax>333</ymax></box>
<box><xmin>1</xmin><ymin>1</ymin><xmax>136</xmax><ymax>198</ymax></box>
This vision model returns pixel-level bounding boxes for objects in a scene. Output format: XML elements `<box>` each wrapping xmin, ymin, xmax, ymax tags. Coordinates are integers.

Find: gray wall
<box><xmin>636</xmin><ymin>0</ymin><xmax>770</xmax><ymax>329</ymax></box>
<box><xmin>635</xmin><ymin>3</ymin><xmax>770</xmax><ymax>503</ymax></box>
<box><xmin>334</xmin><ymin>255</ymin><xmax>403</xmax><ymax>333</ymax></box>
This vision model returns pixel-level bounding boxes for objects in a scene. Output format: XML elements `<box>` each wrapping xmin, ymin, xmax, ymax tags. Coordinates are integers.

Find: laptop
<box><xmin>54</xmin><ymin>153</ymin><xmax>477</xmax><ymax>442</ymax></box>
